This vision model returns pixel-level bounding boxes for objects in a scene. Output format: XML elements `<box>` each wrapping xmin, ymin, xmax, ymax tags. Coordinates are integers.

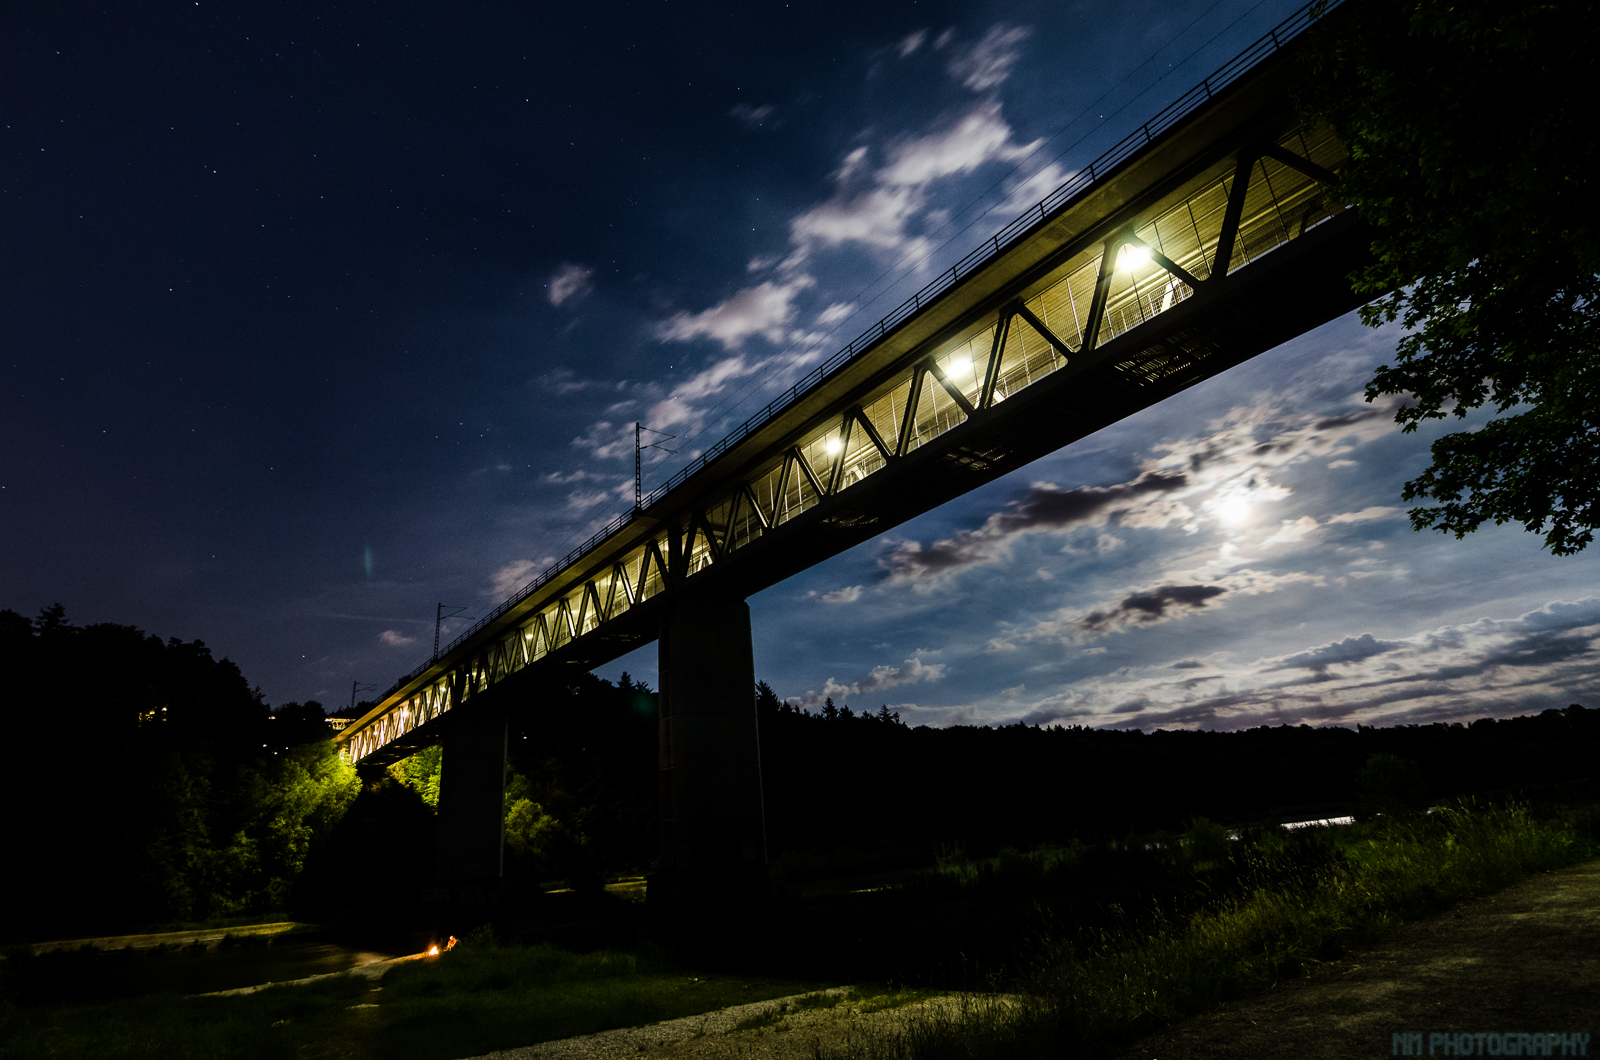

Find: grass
<box><xmin>9</xmin><ymin>801</ymin><xmax>1590</xmax><ymax>1060</ymax></box>
<box><xmin>826</xmin><ymin>800</ymin><xmax>1599</xmax><ymax>1060</ymax></box>
<box><xmin>0</xmin><ymin>938</ymin><xmax>829</xmax><ymax>1060</ymax></box>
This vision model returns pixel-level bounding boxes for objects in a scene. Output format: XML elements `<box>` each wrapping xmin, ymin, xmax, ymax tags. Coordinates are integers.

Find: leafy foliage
<box><xmin>1</xmin><ymin>605</ymin><xmax>357</xmax><ymax>938</ymax></box>
<box><xmin>1296</xmin><ymin>0</ymin><xmax>1600</xmax><ymax>553</ymax></box>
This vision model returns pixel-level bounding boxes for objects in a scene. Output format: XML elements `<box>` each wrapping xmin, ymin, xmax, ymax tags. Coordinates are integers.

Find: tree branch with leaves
<box><xmin>1296</xmin><ymin>0</ymin><xmax>1600</xmax><ymax>553</ymax></box>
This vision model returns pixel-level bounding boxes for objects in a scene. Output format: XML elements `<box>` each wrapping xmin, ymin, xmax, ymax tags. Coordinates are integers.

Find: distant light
<box><xmin>1120</xmin><ymin>243</ymin><xmax>1151</xmax><ymax>270</ymax></box>
<box><xmin>825</xmin><ymin>436</ymin><xmax>843</xmax><ymax>456</ymax></box>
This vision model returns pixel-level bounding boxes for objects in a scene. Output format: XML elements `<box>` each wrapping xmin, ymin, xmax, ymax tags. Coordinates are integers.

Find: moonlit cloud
<box><xmin>788</xmin><ymin>654</ymin><xmax>947</xmax><ymax>709</ymax></box>
<box><xmin>884</xmin><ymin>393</ymin><xmax>1410</xmax><ymax>589</ymax></box>
<box><xmin>547</xmin><ymin>263</ymin><xmax>594</xmax><ymax>307</ymax></box>
<box><xmin>1013</xmin><ymin>598</ymin><xmax>1600</xmax><ymax>732</ymax></box>
<box><xmin>947</xmin><ymin>24</ymin><xmax>1031</xmax><ymax>91</ymax></box>
<box><xmin>877</xmin><ymin>103</ymin><xmax>1037</xmax><ymax>186</ymax></box>
<box><xmin>820</xmin><ymin>584</ymin><xmax>863</xmax><ymax>604</ymax></box>
<box><xmin>815</xmin><ymin>301</ymin><xmax>856</xmax><ymax>326</ymax></box>
<box><xmin>897</xmin><ymin>29</ymin><xmax>928</xmax><ymax>58</ymax></box>
<box><xmin>379</xmin><ymin>629</ymin><xmax>416</xmax><ymax>647</ymax></box>
<box><xmin>1075</xmin><ymin>583</ymin><xmax>1228</xmax><ymax>636</ymax></box>
<box><xmin>728</xmin><ymin>102</ymin><xmax>779</xmax><ymax>130</ymax></box>
<box><xmin>996</xmin><ymin>161</ymin><xmax>1075</xmax><ymax>215</ymax></box>
<box><xmin>539</xmin><ymin>367</ymin><xmax>591</xmax><ymax>395</ymax></box>
<box><xmin>570</xmin><ymin>420</ymin><xmax>635</xmax><ymax>460</ymax></box>
<box><xmin>489</xmin><ymin>559</ymin><xmax>539</xmax><ymax>597</ymax></box>
<box><xmin>655</xmin><ymin>278</ymin><xmax>814</xmax><ymax>350</ymax></box>
<box><xmin>884</xmin><ymin>472</ymin><xmax>1189</xmax><ymax>585</ymax></box>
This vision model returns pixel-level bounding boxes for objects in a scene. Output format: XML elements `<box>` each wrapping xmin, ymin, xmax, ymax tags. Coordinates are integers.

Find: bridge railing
<box><xmin>376</xmin><ymin>0</ymin><xmax>1336</xmax><ymax>705</ymax></box>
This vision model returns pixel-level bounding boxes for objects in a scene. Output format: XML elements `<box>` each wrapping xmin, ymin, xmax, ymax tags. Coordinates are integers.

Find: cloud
<box><xmin>897</xmin><ymin>29</ymin><xmax>928</xmax><ymax>58</ymax></box>
<box><xmin>1262</xmin><ymin>516</ymin><xmax>1319</xmax><ymax>546</ymax></box>
<box><xmin>379</xmin><ymin>630</ymin><xmax>416</xmax><ymax>647</ymax></box>
<box><xmin>782</xmin><ymin>102</ymin><xmax>1037</xmax><ymax>271</ymax></box>
<box><xmin>565</xmin><ymin>487</ymin><xmax>616</xmax><ymax>513</ymax></box>
<box><xmin>815</xmin><ymin>301</ymin><xmax>856</xmax><ymax>326</ymax></box>
<box><xmin>877</xmin><ymin>102</ymin><xmax>1036</xmax><ymax>186</ymax></box>
<box><xmin>539</xmin><ymin>367</ymin><xmax>590</xmax><ymax>395</ymax></box>
<box><xmin>790</xmin><ymin>184</ymin><xmax>922</xmax><ymax>258</ymax></box>
<box><xmin>1003</xmin><ymin>597</ymin><xmax>1600</xmax><ymax>732</ymax></box>
<box><xmin>820</xmin><ymin>584</ymin><xmax>863</xmax><ymax>604</ymax></box>
<box><xmin>884</xmin><ymin>472</ymin><xmax>1188</xmax><ymax>584</ymax></box>
<box><xmin>655</xmin><ymin>278</ymin><xmax>814</xmax><ymax>350</ymax></box>
<box><xmin>489</xmin><ymin>559</ymin><xmax>540</xmax><ymax>597</ymax></box>
<box><xmin>1327</xmin><ymin>506</ymin><xmax>1402</xmax><ymax>524</ymax></box>
<box><xmin>548</xmin><ymin>263</ymin><xmax>594</xmax><ymax>307</ymax></box>
<box><xmin>571</xmin><ymin>420</ymin><xmax>634</xmax><ymax>460</ymax></box>
<box><xmin>788</xmin><ymin>654</ymin><xmax>946</xmax><ymax>708</ymax></box>
<box><xmin>1075</xmin><ymin>584</ymin><xmax>1227</xmax><ymax>637</ymax></box>
<box><xmin>947</xmin><ymin>24</ymin><xmax>1031</xmax><ymax>91</ymax></box>
<box><xmin>728</xmin><ymin>103</ymin><xmax>779</xmax><ymax>130</ymax></box>
<box><xmin>884</xmin><ymin>393</ymin><xmax>1408</xmax><ymax>588</ymax></box>
<box><xmin>997</xmin><ymin>161</ymin><xmax>1073</xmax><ymax>215</ymax></box>
<box><xmin>1271</xmin><ymin>632</ymin><xmax>1403</xmax><ymax>672</ymax></box>
<box><xmin>646</xmin><ymin>352</ymin><xmax>769</xmax><ymax>430</ymax></box>
<box><xmin>861</xmin><ymin>656</ymin><xmax>945</xmax><ymax>691</ymax></box>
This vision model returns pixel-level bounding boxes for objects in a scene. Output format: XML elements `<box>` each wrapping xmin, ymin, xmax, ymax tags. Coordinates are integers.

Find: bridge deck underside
<box><xmin>342</xmin><ymin>48</ymin><xmax>1370</xmax><ymax>767</ymax></box>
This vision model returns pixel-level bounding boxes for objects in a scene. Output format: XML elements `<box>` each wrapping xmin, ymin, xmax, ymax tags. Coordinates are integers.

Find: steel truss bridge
<box><xmin>338</xmin><ymin>2</ymin><xmax>1368</xmax><ymax>768</ymax></box>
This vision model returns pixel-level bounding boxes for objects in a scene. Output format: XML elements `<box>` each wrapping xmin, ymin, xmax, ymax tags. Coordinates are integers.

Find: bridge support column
<box><xmin>655</xmin><ymin>596</ymin><xmax>767</xmax><ymax>907</ymax></box>
<box><xmin>433</xmin><ymin>705</ymin><xmax>507</xmax><ymax>896</ymax></box>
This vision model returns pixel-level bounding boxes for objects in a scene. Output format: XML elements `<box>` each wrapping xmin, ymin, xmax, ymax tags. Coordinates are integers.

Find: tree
<box><xmin>1297</xmin><ymin>0</ymin><xmax>1600</xmax><ymax>553</ymax></box>
<box><xmin>1355</xmin><ymin>752</ymin><xmax>1428</xmax><ymax>820</ymax></box>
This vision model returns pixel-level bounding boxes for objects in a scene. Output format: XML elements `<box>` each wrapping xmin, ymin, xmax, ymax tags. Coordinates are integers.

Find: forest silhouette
<box><xmin>4</xmin><ymin>604</ymin><xmax>1596</xmax><ymax>942</ymax></box>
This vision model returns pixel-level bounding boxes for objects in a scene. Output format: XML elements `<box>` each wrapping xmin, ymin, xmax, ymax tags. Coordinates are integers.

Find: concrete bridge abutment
<box><xmin>432</xmin><ymin>704</ymin><xmax>508</xmax><ymax>898</ymax></box>
<box><xmin>654</xmin><ymin>596</ymin><xmax>768</xmax><ymax>907</ymax></box>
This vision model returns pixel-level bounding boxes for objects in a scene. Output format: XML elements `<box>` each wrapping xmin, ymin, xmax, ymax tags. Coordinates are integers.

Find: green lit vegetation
<box><xmin>824</xmin><ymin>803</ymin><xmax>1599</xmax><ymax>1060</ymax></box>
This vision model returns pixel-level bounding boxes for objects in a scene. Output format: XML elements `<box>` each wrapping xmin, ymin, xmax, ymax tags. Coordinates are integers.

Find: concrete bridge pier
<box><xmin>654</xmin><ymin>596</ymin><xmax>768</xmax><ymax>907</ymax></box>
<box><xmin>432</xmin><ymin>704</ymin><xmax>508</xmax><ymax>901</ymax></box>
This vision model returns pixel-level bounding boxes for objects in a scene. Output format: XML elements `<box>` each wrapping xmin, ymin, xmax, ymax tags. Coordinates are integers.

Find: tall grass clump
<box><xmin>838</xmin><ymin>801</ymin><xmax>1596</xmax><ymax>1060</ymax></box>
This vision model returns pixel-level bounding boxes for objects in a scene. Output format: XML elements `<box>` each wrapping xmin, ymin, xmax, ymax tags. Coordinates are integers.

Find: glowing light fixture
<box><xmin>1119</xmin><ymin>243</ymin><xmax>1151</xmax><ymax>270</ymax></box>
<box><xmin>949</xmin><ymin>354</ymin><xmax>973</xmax><ymax>376</ymax></box>
<box><xmin>825</xmin><ymin>436</ymin><xmax>843</xmax><ymax>456</ymax></box>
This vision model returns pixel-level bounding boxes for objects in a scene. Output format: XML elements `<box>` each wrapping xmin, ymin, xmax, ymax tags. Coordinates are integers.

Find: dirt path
<box><xmin>1110</xmin><ymin>858</ymin><xmax>1600</xmax><ymax>1059</ymax></box>
<box><xmin>459</xmin><ymin>989</ymin><xmax>961</xmax><ymax>1060</ymax></box>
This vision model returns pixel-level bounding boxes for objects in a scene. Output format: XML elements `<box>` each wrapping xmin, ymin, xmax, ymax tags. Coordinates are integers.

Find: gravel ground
<box><xmin>456</xmin><ymin>988</ymin><xmax>961</xmax><ymax>1060</ymax></box>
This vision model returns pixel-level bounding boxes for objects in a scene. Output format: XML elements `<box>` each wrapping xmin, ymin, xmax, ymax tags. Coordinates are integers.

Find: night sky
<box><xmin>8</xmin><ymin>0</ymin><xmax>1599</xmax><ymax>729</ymax></box>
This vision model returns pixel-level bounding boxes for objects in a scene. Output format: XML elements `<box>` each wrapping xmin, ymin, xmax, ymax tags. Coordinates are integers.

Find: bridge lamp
<box><xmin>1119</xmin><ymin>243</ymin><xmax>1152</xmax><ymax>271</ymax></box>
<box><xmin>825</xmin><ymin>435</ymin><xmax>844</xmax><ymax>456</ymax></box>
<box><xmin>949</xmin><ymin>354</ymin><xmax>973</xmax><ymax>376</ymax></box>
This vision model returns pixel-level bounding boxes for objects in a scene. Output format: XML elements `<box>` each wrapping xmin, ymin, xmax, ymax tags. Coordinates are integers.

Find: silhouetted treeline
<box><xmin>9</xmin><ymin>595</ymin><xmax>1594</xmax><ymax>937</ymax></box>
<box><xmin>1</xmin><ymin>606</ymin><xmax>356</xmax><ymax>941</ymax></box>
<box><xmin>754</xmin><ymin>682</ymin><xmax>1600</xmax><ymax>870</ymax></box>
